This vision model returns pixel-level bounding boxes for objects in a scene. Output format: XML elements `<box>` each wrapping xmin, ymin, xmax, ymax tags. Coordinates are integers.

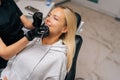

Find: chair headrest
<box><xmin>75</xmin><ymin>12</ymin><xmax>81</xmax><ymax>28</ymax></box>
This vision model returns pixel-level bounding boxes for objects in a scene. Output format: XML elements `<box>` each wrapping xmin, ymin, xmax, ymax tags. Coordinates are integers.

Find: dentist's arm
<box><xmin>2</xmin><ymin>76</ymin><xmax>7</xmax><ymax>80</ymax></box>
<box><xmin>20</xmin><ymin>12</ymin><xmax>43</xmax><ymax>29</ymax></box>
<box><xmin>0</xmin><ymin>26</ymin><xmax>45</xmax><ymax>60</ymax></box>
<box><xmin>20</xmin><ymin>15</ymin><xmax>34</xmax><ymax>29</ymax></box>
<box><xmin>0</xmin><ymin>37</ymin><xmax>29</xmax><ymax>60</ymax></box>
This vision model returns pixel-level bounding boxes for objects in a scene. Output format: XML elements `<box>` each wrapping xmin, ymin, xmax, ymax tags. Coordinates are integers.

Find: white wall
<box><xmin>71</xmin><ymin>0</ymin><xmax>120</xmax><ymax>18</ymax></box>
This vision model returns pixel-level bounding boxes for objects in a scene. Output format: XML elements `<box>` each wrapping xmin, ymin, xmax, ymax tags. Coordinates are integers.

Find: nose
<box><xmin>45</xmin><ymin>16</ymin><xmax>51</xmax><ymax>24</ymax></box>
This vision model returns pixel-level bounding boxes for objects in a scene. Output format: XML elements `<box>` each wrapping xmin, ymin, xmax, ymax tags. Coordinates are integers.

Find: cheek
<box><xmin>53</xmin><ymin>22</ymin><xmax>64</xmax><ymax>30</ymax></box>
<box><xmin>50</xmin><ymin>22</ymin><xmax>64</xmax><ymax>34</ymax></box>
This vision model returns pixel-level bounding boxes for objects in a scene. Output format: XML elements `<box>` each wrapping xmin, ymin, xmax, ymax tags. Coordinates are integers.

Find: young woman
<box><xmin>0</xmin><ymin>0</ymin><xmax>42</xmax><ymax>69</ymax></box>
<box><xmin>1</xmin><ymin>6</ymin><xmax>77</xmax><ymax>80</ymax></box>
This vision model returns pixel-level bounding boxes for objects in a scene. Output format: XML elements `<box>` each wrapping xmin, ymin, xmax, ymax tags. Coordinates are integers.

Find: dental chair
<box><xmin>65</xmin><ymin>12</ymin><xmax>83</xmax><ymax>80</ymax></box>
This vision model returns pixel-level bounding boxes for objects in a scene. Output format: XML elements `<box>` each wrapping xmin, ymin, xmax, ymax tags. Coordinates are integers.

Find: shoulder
<box><xmin>8</xmin><ymin>0</ymin><xmax>17</xmax><ymax>6</ymax></box>
<box><xmin>50</xmin><ymin>40</ymin><xmax>67</xmax><ymax>54</ymax></box>
<box><xmin>47</xmin><ymin>40</ymin><xmax>67</xmax><ymax>61</ymax></box>
<box><xmin>45</xmin><ymin>49</ymin><xmax>67</xmax><ymax>66</ymax></box>
<box><xmin>5</xmin><ymin>0</ymin><xmax>14</xmax><ymax>4</ymax></box>
<box><xmin>2</xmin><ymin>0</ymin><xmax>16</xmax><ymax>7</ymax></box>
<box><xmin>9</xmin><ymin>0</ymin><xmax>15</xmax><ymax>3</ymax></box>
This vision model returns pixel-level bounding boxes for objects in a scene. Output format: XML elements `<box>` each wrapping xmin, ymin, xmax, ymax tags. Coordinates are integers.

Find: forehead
<box><xmin>50</xmin><ymin>7</ymin><xmax>65</xmax><ymax>19</ymax></box>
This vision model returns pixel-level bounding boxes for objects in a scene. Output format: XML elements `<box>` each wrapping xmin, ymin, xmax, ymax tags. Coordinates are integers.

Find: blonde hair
<box><xmin>57</xmin><ymin>6</ymin><xmax>77</xmax><ymax>72</ymax></box>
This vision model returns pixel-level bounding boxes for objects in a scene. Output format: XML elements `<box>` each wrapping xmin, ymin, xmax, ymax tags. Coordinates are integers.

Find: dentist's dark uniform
<box><xmin>0</xmin><ymin>0</ymin><xmax>24</xmax><ymax>68</ymax></box>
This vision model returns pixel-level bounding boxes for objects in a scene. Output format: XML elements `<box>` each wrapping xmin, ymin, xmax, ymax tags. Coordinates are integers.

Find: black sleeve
<box><xmin>11</xmin><ymin>0</ymin><xmax>23</xmax><ymax>17</ymax></box>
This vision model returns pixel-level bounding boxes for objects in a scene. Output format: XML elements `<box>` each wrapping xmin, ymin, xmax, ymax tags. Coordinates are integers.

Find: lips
<box><xmin>44</xmin><ymin>23</ymin><xmax>50</xmax><ymax>28</ymax></box>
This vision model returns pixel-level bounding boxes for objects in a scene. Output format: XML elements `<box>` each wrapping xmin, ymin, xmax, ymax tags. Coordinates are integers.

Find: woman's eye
<box><xmin>54</xmin><ymin>17</ymin><xmax>58</xmax><ymax>21</ymax></box>
<box><xmin>47</xmin><ymin>14</ymin><xmax>51</xmax><ymax>18</ymax></box>
<box><xmin>47</xmin><ymin>15</ymin><xmax>50</xmax><ymax>17</ymax></box>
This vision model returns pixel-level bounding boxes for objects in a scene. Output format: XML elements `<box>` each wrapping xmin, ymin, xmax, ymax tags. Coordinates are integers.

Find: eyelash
<box><xmin>47</xmin><ymin>14</ymin><xmax>58</xmax><ymax>21</ymax></box>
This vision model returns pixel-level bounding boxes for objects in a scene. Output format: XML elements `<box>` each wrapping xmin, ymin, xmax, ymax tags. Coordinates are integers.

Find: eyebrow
<box><xmin>49</xmin><ymin>12</ymin><xmax>60</xmax><ymax>19</ymax></box>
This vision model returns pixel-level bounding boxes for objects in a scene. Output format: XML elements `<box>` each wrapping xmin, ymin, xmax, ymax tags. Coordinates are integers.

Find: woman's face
<box><xmin>45</xmin><ymin>7</ymin><xmax>67</xmax><ymax>37</ymax></box>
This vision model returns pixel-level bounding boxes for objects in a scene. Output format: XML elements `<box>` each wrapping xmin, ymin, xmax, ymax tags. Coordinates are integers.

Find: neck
<box><xmin>42</xmin><ymin>36</ymin><xmax>59</xmax><ymax>45</ymax></box>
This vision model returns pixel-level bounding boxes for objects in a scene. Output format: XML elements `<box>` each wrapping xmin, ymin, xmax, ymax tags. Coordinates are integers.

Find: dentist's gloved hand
<box><xmin>32</xmin><ymin>12</ymin><xmax>43</xmax><ymax>28</ymax></box>
<box><xmin>25</xmin><ymin>24</ymin><xmax>49</xmax><ymax>41</ymax></box>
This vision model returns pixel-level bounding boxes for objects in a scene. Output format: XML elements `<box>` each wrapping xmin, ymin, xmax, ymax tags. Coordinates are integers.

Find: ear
<box><xmin>62</xmin><ymin>26</ymin><xmax>68</xmax><ymax>33</ymax></box>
